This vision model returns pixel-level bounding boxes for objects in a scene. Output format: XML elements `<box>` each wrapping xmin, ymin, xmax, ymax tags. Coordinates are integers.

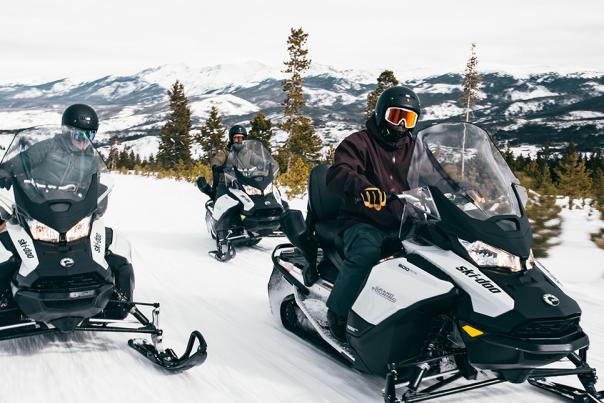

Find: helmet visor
<box><xmin>384</xmin><ymin>107</ymin><xmax>418</xmax><ymax>129</ymax></box>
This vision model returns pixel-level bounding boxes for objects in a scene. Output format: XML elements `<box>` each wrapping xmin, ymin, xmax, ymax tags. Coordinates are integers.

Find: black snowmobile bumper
<box><xmin>465</xmin><ymin>330</ymin><xmax>590</xmax><ymax>370</ymax></box>
<box><xmin>242</xmin><ymin>213</ymin><xmax>282</xmax><ymax>236</ymax></box>
<box><xmin>13</xmin><ymin>284</ymin><xmax>114</xmax><ymax>331</ymax></box>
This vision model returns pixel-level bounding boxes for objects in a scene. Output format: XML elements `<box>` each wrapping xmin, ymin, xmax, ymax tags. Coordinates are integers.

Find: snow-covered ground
<box><xmin>0</xmin><ymin>174</ymin><xmax>602</xmax><ymax>403</ymax></box>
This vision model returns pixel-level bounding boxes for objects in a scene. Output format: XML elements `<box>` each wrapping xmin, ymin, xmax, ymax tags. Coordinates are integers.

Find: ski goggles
<box><xmin>63</xmin><ymin>125</ymin><xmax>97</xmax><ymax>142</ymax></box>
<box><xmin>232</xmin><ymin>134</ymin><xmax>245</xmax><ymax>143</ymax></box>
<box><xmin>72</xmin><ymin>128</ymin><xmax>97</xmax><ymax>142</ymax></box>
<box><xmin>384</xmin><ymin>107</ymin><xmax>419</xmax><ymax>129</ymax></box>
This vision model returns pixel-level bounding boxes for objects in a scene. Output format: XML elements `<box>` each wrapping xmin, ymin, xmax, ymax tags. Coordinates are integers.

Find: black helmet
<box><xmin>228</xmin><ymin>125</ymin><xmax>247</xmax><ymax>144</ymax></box>
<box><xmin>375</xmin><ymin>86</ymin><xmax>421</xmax><ymax>142</ymax></box>
<box><xmin>62</xmin><ymin>104</ymin><xmax>99</xmax><ymax>131</ymax></box>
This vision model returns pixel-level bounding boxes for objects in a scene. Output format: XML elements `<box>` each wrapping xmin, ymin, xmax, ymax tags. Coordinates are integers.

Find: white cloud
<box><xmin>1</xmin><ymin>0</ymin><xmax>603</xmax><ymax>83</ymax></box>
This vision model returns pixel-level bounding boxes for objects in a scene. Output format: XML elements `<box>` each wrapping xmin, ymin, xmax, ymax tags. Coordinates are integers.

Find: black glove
<box><xmin>196</xmin><ymin>176</ymin><xmax>208</xmax><ymax>191</ymax></box>
<box><xmin>0</xmin><ymin>169</ymin><xmax>11</xmax><ymax>190</ymax></box>
<box><xmin>360</xmin><ymin>187</ymin><xmax>387</xmax><ymax>211</ymax></box>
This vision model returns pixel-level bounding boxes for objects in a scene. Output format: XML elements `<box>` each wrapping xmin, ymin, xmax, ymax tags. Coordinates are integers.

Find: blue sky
<box><xmin>1</xmin><ymin>0</ymin><xmax>603</xmax><ymax>82</ymax></box>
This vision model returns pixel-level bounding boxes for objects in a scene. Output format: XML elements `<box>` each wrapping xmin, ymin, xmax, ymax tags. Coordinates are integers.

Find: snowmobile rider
<box><xmin>0</xmin><ymin>104</ymin><xmax>135</xmax><ymax>319</ymax></box>
<box><xmin>197</xmin><ymin>124</ymin><xmax>248</xmax><ymax>200</ymax></box>
<box><xmin>325</xmin><ymin>86</ymin><xmax>421</xmax><ymax>341</ymax></box>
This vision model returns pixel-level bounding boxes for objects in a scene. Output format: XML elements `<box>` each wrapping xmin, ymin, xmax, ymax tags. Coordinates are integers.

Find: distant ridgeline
<box><xmin>0</xmin><ymin>68</ymin><xmax>602</xmax><ymax>151</ymax></box>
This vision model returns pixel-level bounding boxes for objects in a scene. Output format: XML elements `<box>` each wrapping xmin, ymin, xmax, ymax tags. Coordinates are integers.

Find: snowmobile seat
<box><xmin>308</xmin><ymin>164</ymin><xmax>345</xmax><ymax>269</ymax></box>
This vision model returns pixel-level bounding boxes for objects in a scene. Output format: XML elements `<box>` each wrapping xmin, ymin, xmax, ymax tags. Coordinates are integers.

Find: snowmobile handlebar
<box><xmin>352</xmin><ymin>192</ymin><xmax>402</xmax><ymax>206</ymax></box>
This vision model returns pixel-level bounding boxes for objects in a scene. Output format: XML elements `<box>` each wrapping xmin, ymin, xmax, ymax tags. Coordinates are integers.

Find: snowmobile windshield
<box><xmin>408</xmin><ymin>123</ymin><xmax>521</xmax><ymax>220</ymax></box>
<box><xmin>0</xmin><ymin>125</ymin><xmax>113</xmax><ymax>206</ymax></box>
<box><xmin>225</xmin><ymin>139</ymin><xmax>278</xmax><ymax>179</ymax></box>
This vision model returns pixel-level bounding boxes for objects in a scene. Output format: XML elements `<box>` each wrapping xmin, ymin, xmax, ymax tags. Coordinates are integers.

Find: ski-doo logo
<box><xmin>60</xmin><ymin>258</ymin><xmax>75</xmax><ymax>268</ymax></box>
<box><xmin>456</xmin><ymin>266</ymin><xmax>502</xmax><ymax>294</ymax></box>
<box><xmin>372</xmin><ymin>286</ymin><xmax>397</xmax><ymax>303</ymax></box>
<box><xmin>93</xmin><ymin>233</ymin><xmax>102</xmax><ymax>253</ymax></box>
<box><xmin>543</xmin><ymin>294</ymin><xmax>560</xmax><ymax>307</ymax></box>
<box><xmin>17</xmin><ymin>239</ymin><xmax>34</xmax><ymax>259</ymax></box>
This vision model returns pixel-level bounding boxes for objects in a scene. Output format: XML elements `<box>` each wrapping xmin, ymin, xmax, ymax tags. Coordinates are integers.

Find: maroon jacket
<box><xmin>326</xmin><ymin>117</ymin><xmax>414</xmax><ymax>231</ymax></box>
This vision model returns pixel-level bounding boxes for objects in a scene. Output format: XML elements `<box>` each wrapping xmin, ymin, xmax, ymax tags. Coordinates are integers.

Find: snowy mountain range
<box><xmin>1</xmin><ymin>61</ymin><xmax>603</xmax><ymax>158</ymax></box>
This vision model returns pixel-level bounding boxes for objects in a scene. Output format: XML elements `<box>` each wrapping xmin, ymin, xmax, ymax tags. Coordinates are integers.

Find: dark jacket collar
<box><xmin>365</xmin><ymin>116</ymin><xmax>412</xmax><ymax>151</ymax></box>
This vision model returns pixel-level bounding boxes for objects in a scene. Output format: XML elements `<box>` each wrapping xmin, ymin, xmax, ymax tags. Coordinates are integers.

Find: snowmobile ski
<box><xmin>528</xmin><ymin>377</ymin><xmax>603</xmax><ymax>402</ymax></box>
<box><xmin>128</xmin><ymin>330</ymin><xmax>208</xmax><ymax>372</ymax></box>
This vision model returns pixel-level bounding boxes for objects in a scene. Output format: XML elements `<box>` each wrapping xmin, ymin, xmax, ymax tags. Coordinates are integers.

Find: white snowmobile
<box><xmin>0</xmin><ymin>126</ymin><xmax>207</xmax><ymax>371</ymax></box>
<box><xmin>202</xmin><ymin>139</ymin><xmax>285</xmax><ymax>261</ymax></box>
<box><xmin>268</xmin><ymin>123</ymin><xmax>603</xmax><ymax>402</ymax></box>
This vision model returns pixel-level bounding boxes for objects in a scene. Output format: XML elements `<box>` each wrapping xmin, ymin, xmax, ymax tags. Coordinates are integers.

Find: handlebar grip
<box><xmin>353</xmin><ymin>193</ymin><xmax>398</xmax><ymax>205</ymax></box>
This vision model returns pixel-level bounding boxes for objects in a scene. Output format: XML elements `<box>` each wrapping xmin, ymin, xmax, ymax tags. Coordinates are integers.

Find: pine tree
<box><xmin>281</xmin><ymin>115</ymin><xmax>322</xmax><ymax>162</ymax></box>
<box><xmin>323</xmin><ymin>144</ymin><xmax>336</xmax><ymax>164</ymax></box>
<box><xmin>516</xmin><ymin>166</ymin><xmax>561</xmax><ymax>257</ymax></box>
<box><xmin>526</xmin><ymin>191</ymin><xmax>562</xmax><ymax>257</ymax></box>
<box><xmin>366</xmin><ymin>70</ymin><xmax>399</xmax><ymax>119</ymax></box>
<box><xmin>279</xmin><ymin>27</ymin><xmax>322</xmax><ymax>169</ymax></box>
<box><xmin>157</xmin><ymin>80</ymin><xmax>193</xmax><ymax>170</ymax></box>
<box><xmin>554</xmin><ymin>145</ymin><xmax>592</xmax><ymax>203</ymax></box>
<box><xmin>249</xmin><ymin>112</ymin><xmax>274</xmax><ymax>150</ymax></box>
<box><xmin>107</xmin><ymin>138</ymin><xmax>120</xmax><ymax>171</ymax></box>
<box><xmin>502</xmin><ymin>149</ymin><xmax>517</xmax><ymax>171</ymax></box>
<box><xmin>278</xmin><ymin>156</ymin><xmax>312</xmax><ymax>198</ymax></box>
<box><xmin>515</xmin><ymin>160</ymin><xmax>562</xmax><ymax>257</ymax></box>
<box><xmin>128</xmin><ymin>150</ymin><xmax>136</xmax><ymax>170</ymax></box>
<box><xmin>196</xmin><ymin>106</ymin><xmax>227</xmax><ymax>164</ymax></box>
<box><xmin>590</xmin><ymin>169</ymin><xmax>604</xmax><ymax>249</ymax></box>
<box><xmin>118</xmin><ymin>150</ymin><xmax>130</xmax><ymax>169</ymax></box>
<box><xmin>460</xmin><ymin>43</ymin><xmax>482</xmax><ymax>122</ymax></box>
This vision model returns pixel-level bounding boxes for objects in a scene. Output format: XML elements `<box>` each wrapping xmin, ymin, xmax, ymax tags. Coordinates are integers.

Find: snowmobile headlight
<box><xmin>459</xmin><ymin>239</ymin><xmax>522</xmax><ymax>272</ymax></box>
<box><xmin>27</xmin><ymin>218</ymin><xmax>60</xmax><ymax>243</ymax></box>
<box><xmin>263</xmin><ymin>183</ymin><xmax>273</xmax><ymax>195</ymax></box>
<box><xmin>242</xmin><ymin>185</ymin><xmax>262</xmax><ymax>196</ymax></box>
<box><xmin>66</xmin><ymin>216</ymin><xmax>92</xmax><ymax>242</ymax></box>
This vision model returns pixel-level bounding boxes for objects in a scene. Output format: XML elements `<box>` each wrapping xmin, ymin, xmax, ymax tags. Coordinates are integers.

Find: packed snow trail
<box><xmin>0</xmin><ymin>174</ymin><xmax>602</xmax><ymax>403</ymax></box>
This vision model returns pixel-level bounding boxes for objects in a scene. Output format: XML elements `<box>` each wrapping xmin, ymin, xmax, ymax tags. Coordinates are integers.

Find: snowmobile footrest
<box><xmin>128</xmin><ymin>330</ymin><xmax>208</xmax><ymax>372</ymax></box>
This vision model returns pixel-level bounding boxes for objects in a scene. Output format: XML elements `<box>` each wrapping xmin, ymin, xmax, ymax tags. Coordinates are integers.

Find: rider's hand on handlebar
<box><xmin>361</xmin><ymin>187</ymin><xmax>387</xmax><ymax>212</ymax></box>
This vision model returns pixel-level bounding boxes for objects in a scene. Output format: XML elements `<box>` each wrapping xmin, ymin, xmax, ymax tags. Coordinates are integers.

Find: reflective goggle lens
<box><xmin>73</xmin><ymin>128</ymin><xmax>96</xmax><ymax>142</ymax></box>
<box><xmin>384</xmin><ymin>107</ymin><xmax>418</xmax><ymax>128</ymax></box>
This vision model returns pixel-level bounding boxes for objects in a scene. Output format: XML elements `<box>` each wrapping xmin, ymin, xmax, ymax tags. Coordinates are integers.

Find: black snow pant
<box><xmin>326</xmin><ymin>223</ymin><xmax>399</xmax><ymax>317</ymax></box>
